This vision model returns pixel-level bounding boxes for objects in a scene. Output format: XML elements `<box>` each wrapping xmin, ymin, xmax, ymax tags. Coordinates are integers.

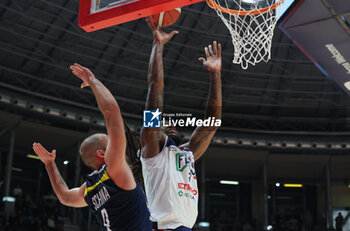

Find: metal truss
<box><xmin>1</xmin><ymin>0</ymin><xmax>350</xmax><ymax>134</ymax></box>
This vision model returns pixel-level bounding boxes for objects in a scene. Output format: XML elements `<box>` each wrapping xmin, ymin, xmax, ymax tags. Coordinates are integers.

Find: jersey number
<box><xmin>101</xmin><ymin>208</ymin><xmax>112</xmax><ymax>231</ymax></box>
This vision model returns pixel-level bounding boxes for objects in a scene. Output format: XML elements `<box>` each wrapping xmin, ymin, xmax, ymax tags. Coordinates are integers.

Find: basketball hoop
<box><xmin>206</xmin><ymin>0</ymin><xmax>285</xmax><ymax>69</ymax></box>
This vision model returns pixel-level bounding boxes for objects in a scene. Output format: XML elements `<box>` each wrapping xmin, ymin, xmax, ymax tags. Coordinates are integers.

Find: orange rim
<box><xmin>206</xmin><ymin>0</ymin><xmax>285</xmax><ymax>15</ymax></box>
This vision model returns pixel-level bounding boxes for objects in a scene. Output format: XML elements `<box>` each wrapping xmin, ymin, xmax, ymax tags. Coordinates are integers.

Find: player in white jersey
<box><xmin>140</xmin><ymin>18</ymin><xmax>222</xmax><ymax>231</ymax></box>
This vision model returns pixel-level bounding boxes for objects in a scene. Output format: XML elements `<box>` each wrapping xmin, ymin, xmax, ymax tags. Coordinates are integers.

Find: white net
<box><xmin>207</xmin><ymin>0</ymin><xmax>285</xmax><ymax>69</ymax></box>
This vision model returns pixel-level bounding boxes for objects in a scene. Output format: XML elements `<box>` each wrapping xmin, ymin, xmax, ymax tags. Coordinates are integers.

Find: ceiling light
<box><xmin>3</xmin><ymin>196</ymin><xmax>15</xmax><ymax>202</ymax></box>
<box><xmin>284</xmin><ymin>184</ymin><xmax>303</xmax><ymax>188</ymax></box>
<box><xmin>63</xmin><ymin>160</ymin><xmax>69</xmax><ymax>165</ymax></box>
<box><xmin>199</xmin><ymin>222</ymin><xmax>210</xmax><ymax>227</ymax></box>
<box><xmin>27</xmin><ymin>154</ymin><xmax>40</xmax><ymax>160</ymax></box>
<box><xmin>220</xmin><ymin>180</ymin><xmax>239</xmax><ymax>185</ymax></box>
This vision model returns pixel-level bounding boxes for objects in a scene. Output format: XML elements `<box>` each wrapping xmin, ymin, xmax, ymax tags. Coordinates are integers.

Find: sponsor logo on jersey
<box><xmin>178</xmin><ymin>183</ymin><xmax>198</xmax><ymax>196</ymax></box>
<box><xmin>177</xmin><ymin>183</ymin><xmax>197</xmax><ymax>200</ymax></box>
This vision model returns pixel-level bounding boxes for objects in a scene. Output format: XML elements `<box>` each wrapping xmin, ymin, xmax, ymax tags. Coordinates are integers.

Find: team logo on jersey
<box><xmin>143</xmin><ymin>108</ymin><xmax>161</xmax><ymax>128</ymax></box>
<box><xmin>176</xmin><ymin>153</ymin><xmax>188</xmax><ymax>172</ymax></box>
<box><xmin>176</xmin><ymin>152</ymin><xmax>196</xmax><ymax>182</ymax></box>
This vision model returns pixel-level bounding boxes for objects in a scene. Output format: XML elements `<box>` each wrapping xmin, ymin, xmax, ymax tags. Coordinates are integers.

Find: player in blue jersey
<box><xmin>32</xmin><ymin>63</ymin><xmax>152</xmax><ymax>231</ymax></box>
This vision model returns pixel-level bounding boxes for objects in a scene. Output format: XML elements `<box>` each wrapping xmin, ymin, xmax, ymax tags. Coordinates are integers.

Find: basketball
<box><xmin>151</xmin><ymin>8</ymin><xmax>181</xmax><ymax>28</ymax></box>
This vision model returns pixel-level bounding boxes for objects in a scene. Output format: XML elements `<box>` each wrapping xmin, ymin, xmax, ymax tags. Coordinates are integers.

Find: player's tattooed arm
<box><xmin>186</xmin><ymin>41</ymin><xmax>222</xmax><ymax>161</ymax></box>
<box><xmin>70</xmin><ymin>64</ymin><xmax>135</xmax><ymax>190</ymax></box>
<box><xmin>141</xmin><ymin>18</ymin><xmax>179</xmax><ymax>159</ymax></box>
<box><xmin>32</xmin><ymin>142</ymin><xmax>87</xmax><ymax>207</ymax></box>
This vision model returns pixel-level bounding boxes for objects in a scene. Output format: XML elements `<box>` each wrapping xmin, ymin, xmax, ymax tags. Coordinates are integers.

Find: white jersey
<box><xmin>141</xmin><ymin>136</ymin><xmax>198</xmax><ymax>229</ymax></box>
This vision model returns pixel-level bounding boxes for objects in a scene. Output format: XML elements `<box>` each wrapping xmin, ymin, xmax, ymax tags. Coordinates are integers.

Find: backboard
<box><xmin>276</xmin><ymin>0</ymin><xmax>296</xmax><ymax>21</ymax></box>
<box><xmin>279</xmin><ymin>0</ymin><xmax>350</xmax><ymax>95</ymax></box>
<box><xmin>79</xmin><ymin>0</ymin><xmax>204</xmax><ymax>32</ymax></box>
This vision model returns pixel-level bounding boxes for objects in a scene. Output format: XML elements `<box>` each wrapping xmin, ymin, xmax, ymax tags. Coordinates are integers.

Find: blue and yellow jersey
<box><xmin>84</xmin><ymin>165</ymin><xmax>152</xmax><ymax>231</ymax></box>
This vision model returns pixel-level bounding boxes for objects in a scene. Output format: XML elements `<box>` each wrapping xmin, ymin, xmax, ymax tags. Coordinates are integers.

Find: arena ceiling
<box><xmin>1</xmin><ymin>0</ymin><xmax>350</xmax><ymax>138</ymax></box>
<box><xmin>1</xmin><ymin>0</ymin><xmax>350</xmax><ymax>185</ymax></box>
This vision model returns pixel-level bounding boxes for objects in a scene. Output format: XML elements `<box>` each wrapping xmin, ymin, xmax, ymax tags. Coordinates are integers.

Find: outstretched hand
<box><xmin>146</xmin><ymin>17</ymin><xmax>179</xmax><ymax>45</ymax></box>
<box><xmin>32</xmin><ymin>142</ymin><xmax>56</xmax><ymax>165</ymax></box>
<box><xmin>199</xmin><ymin>41</ymin><xmax>222</xmax><ymax>72</ymax></box>
<box><xmin>70</xmin><ymin>63</ymin><xmax>96</xmax><ymax>88</ymax></box>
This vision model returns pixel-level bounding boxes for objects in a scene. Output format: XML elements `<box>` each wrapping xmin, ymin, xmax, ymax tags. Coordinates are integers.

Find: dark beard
<box><xmin>168</xmin><ymin>134</ymin><xmax>182</xmax><ymax>146</ymax></box>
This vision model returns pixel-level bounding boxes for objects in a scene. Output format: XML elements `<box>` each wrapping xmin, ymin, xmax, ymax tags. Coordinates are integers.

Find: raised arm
<box><xmin>186</xmin><ymin>41</ymin><xmax>222</xmax><ymax>161</ymax></box>
<box><xmin>140</xmin><ymin>18</ymin><xmax>179</xmax><ymax>158</ymax></box>
<box><xmin>70</xmin><ymin>64</ymin><xmax>134</xmax><ymax>190</ymax></box>
<box><xmin>32</xmin><ymin>143</ymin><xmax>87</xmax><ymax>208</ymax></box>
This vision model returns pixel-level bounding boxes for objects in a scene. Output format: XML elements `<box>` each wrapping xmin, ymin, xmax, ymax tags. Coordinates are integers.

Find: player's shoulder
<box><xmin>86</xmin><ymin>165</ymin><xmax>107</xmax><ymax>184</ymax></box>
